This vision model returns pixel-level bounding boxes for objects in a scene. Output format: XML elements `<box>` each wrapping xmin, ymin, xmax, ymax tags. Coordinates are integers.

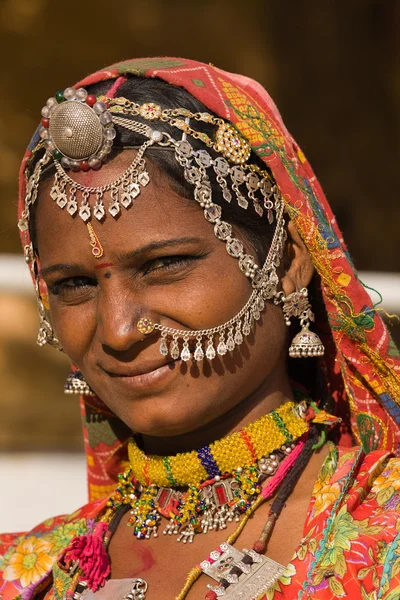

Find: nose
<box><xmin>96</xmin><ymin>287</ymin><xmax>147</xmax><ymax>354</ymax></box>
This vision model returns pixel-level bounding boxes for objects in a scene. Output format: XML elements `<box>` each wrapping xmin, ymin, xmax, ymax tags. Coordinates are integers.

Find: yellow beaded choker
<box><xmin>128</xmin><ymin>401</ymin><xmax>309</xmax><ymax>487</ymax></box>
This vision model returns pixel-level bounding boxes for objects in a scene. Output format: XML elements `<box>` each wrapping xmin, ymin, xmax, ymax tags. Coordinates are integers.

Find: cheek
<box><xmin>254</xmin><ymin>304</ymin><xmax>287</xmax><ymax>361</ymax></box>
<box><xmin>49</xmin><ymin>299</ymin><xmax>96</xmax><ymax>362</ymax></box>
<box><xmin>145</xmin><ymin>253</ymin><xmax>252</xmax><ymax>327</ymax></box>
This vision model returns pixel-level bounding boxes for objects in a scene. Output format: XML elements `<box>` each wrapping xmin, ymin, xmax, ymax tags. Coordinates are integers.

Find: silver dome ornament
<box><xmin>39</xmin><ymin>88</ymin><xmax>115</xmax><ymax>171</ymax></box>
<box><xmin>289</xmin><ymin>326</ymin><xmax>325</xmax><ymax>358</ymax></box>
<box><xmin>275</xmin><ymin>287</ymin><xmax>325</xmax><ymax>358</ymax></box>
<box><xmin>64</xmin><ymin>371</ymin><xmax>95</xmax><ymax>396</ymax></box>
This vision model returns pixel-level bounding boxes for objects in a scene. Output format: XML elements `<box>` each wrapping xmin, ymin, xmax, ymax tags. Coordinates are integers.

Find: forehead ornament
<box><xmin>87</xmin><ymin>223</ymin><xmax>104</xmax><ymax>259</ymax></box>
<box><xmin>40</xmin><ymin>87</ymin><xmax>115</xmax><ymax>171</ymax></box>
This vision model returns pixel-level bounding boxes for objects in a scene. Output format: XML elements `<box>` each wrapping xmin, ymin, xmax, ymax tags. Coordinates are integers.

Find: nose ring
<box><xmin>137</xmin><ymin>317</ymin><xmax>156</xmax><ymax>335</ymax></box>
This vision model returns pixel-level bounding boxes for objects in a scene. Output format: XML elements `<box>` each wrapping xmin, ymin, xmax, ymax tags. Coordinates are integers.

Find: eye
<box><xmin>49</xmin><ymin>276</ymin><xmax>96</xmax><ymax>298</ymax></box>
<box><xmin>143</xmin><ymin>255</ymin><xmax>196</xmax><ymax>275</ymax></box>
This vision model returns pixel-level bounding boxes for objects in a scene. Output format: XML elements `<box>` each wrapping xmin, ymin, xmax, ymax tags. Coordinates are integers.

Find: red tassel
<box><xmin>62</xmin><ymin>522</ymin><xmax>110</xmax><ymax>592</ymax></box>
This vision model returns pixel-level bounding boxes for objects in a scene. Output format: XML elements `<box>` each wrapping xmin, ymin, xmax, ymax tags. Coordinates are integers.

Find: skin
<box><xmin>35</xmin><ymin>151</ymin><xmax>328</xmax><ymax>598</ymax></box>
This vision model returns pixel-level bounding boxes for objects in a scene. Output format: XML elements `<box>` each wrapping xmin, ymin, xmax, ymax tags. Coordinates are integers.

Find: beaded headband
<box><xmin>21</xmin><ymin>87</ymin><xmax>287</xmax><ymax>360</ymax></box>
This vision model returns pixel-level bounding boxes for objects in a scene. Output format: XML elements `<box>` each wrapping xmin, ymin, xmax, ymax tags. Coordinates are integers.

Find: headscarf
<box><xmin>18</xmin><ymin>57</ymin><xmax>400</xmax><ymax>503</ymax></box>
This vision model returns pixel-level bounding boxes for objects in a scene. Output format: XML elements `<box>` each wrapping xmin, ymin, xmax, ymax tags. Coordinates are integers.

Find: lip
<box><xmin>102</xmin><ymin>358</ymin><xmax>180</xmax><ymax>390</ymax></box>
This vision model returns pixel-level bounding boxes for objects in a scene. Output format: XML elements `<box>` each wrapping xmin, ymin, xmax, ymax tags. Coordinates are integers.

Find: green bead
<box><xmin>55</xmin><ymin>90</ymin><xmax>65</xmax><ymax>103</ymax></box>
<box><xmin>53</xmin><ymin>150</ymin><xmax>63</xmax><ymax>161</ymax></box>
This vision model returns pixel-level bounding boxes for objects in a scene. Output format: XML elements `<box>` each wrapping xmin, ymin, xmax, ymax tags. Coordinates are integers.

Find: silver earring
<box><xmin>36</xmin><ymin>296</ymin><xmax>63</xmax><ymax>350</ymax></box>
<box><xmin>23</xmin><ymin>244</ymin><xmax>63</xmax><ymax>351</ymax></box>
<box><xmin>275</xmin><ymin>287</ymin><xmax>324</xmax><ymax>358</ymax></box>
<box><xmin>64</xmin><ymin>371</ymin><xmax>94</xmax><ymax>396</ymax></box>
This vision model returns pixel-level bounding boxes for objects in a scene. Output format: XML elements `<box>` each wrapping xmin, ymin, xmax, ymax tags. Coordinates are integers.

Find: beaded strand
<box><xmin>128</xmin><ymin>401</ymin><xmax>308</xmax><ymax>487</ymax></box>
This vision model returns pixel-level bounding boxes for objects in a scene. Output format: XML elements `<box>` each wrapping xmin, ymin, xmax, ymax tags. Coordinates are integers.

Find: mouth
<box><xmin>102</xmin><ymin>358</ymin><xmax>180</xmax><ymax>391</ymax></box>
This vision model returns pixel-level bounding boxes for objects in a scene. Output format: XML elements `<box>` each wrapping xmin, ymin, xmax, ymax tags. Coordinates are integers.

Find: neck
<box><xmin>140</xmin><ymin>371</ymin><xmax>295</xmax><ymax>456</ymax></box>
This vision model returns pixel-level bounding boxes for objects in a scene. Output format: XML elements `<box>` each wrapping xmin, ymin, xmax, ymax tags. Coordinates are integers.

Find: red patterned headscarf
<box><xmin>18</xmin><ymin>57</ymin><xmax>400</xmax><ymax>502</ymax></box>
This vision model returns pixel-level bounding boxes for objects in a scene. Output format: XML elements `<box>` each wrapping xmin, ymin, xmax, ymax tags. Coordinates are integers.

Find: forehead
<box><xmin>34</xmin><ymin>152</ymin><xmax>212</xmax><ymax>265</ymax></box>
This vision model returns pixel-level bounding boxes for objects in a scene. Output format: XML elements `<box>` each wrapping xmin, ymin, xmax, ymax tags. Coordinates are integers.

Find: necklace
<box><xmin>127</xmin><ymin>401</ymin><xmax>307</xmax><ymax>487</ymax></box>
<box><xmin>202</xmin><ymin>543</ymin><xmax>285</xmax><ymax>600</ymax></box>
<box><xmin>106</xmin><ymin>401</ymin><xmax>309</xmax><ymax>543</ymax></box>
<box><xmin>64</xmin><ymin>430</ymin><xmax>316</xmax><ymax>600</ymax></box>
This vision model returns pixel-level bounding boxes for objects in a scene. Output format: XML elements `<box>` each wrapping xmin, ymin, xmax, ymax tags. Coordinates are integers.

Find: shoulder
<box><xmin>0</xmin><ymin>497</ymin><xmax>107</xmax><ymax>597</ymax></box>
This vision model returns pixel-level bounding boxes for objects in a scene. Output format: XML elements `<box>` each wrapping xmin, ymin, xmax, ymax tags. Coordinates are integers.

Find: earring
<box><xmin>26</xmin><ymin>246</ymin><xmax>63</xmax><ymax>351</ymax></box>
<box><xmin>64</xmin><ymin>371</ymin><xmax>94</xmax><ymax>395</ymax></box>
<box><xmin>275</xmin><ymin>287</ymin><xmax>325</xmax><ymax>358</ymax></box>
<box><xmin>37</xmin><ymin>297</ymin><xmax>63</xmax><ymax>351</ymax></box>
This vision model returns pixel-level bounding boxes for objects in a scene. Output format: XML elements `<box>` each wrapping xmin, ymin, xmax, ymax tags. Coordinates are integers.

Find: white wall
<box><xmin>0</xmin><ymin>453</ymin><xmax>87</xmax><ymax>533</ymax></box>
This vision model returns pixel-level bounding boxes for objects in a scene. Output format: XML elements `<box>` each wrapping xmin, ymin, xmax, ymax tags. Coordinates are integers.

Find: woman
<box><xmin>1</xmin><ymin>57</ymin><xmax>400</xmax><ymax>600</ymax></box>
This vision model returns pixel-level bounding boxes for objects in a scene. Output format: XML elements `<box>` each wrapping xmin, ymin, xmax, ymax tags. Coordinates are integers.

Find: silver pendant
<box><xmin>201</xmin><ymin>543</ymin><xmax>285</xmax><ymax>599</ymax></box>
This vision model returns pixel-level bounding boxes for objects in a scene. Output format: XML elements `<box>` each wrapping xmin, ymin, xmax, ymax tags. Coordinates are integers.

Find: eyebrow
<box><xmin>115</xmin><ymin>237</ymin><xmax>204</xmax><ymax>262</ymax></box>
<box><xmin>39</xmin><ymin>237</ymin><xmax>204</xmax><ymax>279</ymax></box>
<box><xmin>39</xmin><ymin>263</ymin><xmax>84</xmax><ymax>279</ymax></box>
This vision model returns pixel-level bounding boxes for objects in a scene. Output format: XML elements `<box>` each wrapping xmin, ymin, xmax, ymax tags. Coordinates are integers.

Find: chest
<box><xmin>107</xmin><ymin>490</ymin><xmax>311</xmax><ymax>600</ymax></box>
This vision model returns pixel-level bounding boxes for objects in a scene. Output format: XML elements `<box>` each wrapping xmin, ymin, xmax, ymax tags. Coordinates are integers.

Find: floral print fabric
<box><xmin>2</xmin><ymin>445</ymin><xmax>400</xmax><ymax>600</ymax></box>
<box><xmin>259</xmin><ymin>445</ymin><xmax>400</xmax><ymax>599</ymax></box>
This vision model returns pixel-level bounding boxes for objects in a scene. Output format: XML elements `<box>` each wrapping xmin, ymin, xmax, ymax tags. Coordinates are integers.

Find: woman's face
<box><xmin>35</xmin><ymin>152</ymin><xmax>289</xmax><ymax>437</ymax></box>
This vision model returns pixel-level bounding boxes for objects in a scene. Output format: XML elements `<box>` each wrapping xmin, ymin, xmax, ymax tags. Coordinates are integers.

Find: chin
<box><xmin>108</xmin><ymin>392</ymin><xmax>217</xmax><ymax>440</ymax></box>
<box><xmin>91</xmin><ymin>362</ymin><xmax>225</xmax><ymax>439</ymax></box>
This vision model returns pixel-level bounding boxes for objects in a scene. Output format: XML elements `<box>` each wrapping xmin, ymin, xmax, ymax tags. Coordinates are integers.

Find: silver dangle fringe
<box><xmin>50</xmin><ymin>139</ymin><xmax>153</xmax><ymax>222</ymax></box>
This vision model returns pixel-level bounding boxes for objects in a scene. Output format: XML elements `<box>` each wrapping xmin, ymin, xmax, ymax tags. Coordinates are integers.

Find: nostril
<box><xmin>101</xmin><ymin>333</ymin><xmax>158</xmax><ymax>361</ymax></box>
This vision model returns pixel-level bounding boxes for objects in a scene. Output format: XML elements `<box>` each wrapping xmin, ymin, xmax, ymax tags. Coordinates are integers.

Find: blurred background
<box><xmin>0</xmin><ymin>0</ymin><xmax>399</xmax><ymax>531</ymax></box>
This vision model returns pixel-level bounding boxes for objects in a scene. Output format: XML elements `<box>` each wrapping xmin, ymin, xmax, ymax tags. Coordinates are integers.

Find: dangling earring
<box><xmin>275</xmin><ymin>287</ymin><xmax>325</xmax><ymax>358</ymax></box>
<box><xmin>64</xmin><ymin>371</ymin><xmax>94</xmax><ymax>395</ymax></box>
<box><xmin>36</xmin><ymin>293</ymin><xmax>63</xmax><ymax>350</ymax></box>
<box><xmin>25</xmin><ymin>244</ymin><xmax>63</xmax><ymax>351</ymax></box>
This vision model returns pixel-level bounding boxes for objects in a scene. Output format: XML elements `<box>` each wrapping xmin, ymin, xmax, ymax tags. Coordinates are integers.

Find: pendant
<box><xmin>201</xmin><ymin>543</ymin><xmax>285</xmax><ymax>599</ymax></box>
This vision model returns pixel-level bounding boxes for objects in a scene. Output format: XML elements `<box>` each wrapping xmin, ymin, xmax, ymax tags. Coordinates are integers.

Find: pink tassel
<box><xmin>261</xmin><ymin>433</ymin><xmax>307</xmax><ymax>499</ymax></box>
<box><xmin>62</xmin><ymin>522</ymin><xmax>110</xmax><ymax>592</ymax></box>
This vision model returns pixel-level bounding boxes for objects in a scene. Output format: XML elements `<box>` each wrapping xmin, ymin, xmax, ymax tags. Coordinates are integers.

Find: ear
<box><xmin>281</xmin><ymin>220</ymin><xmax>314</xmax><ymax>296</ymax></box>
